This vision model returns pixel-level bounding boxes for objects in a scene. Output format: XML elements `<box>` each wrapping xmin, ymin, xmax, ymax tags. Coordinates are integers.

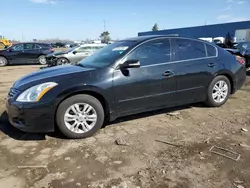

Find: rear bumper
<box><xmin>6</xmin><ymin>99</ymin><xmax>55</xmax><ymax>133</ymax></box>
<box><xmin>232</xmin><ymin>65</ymin><xmax>246</xmax><ymax>93</ymax></box>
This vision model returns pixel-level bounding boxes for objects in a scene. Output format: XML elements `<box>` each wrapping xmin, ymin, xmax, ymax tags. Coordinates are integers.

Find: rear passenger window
<box><xmin>126</xmin><ymin>39</ymin><xmax>171</xmax><ymax>66</ymax></box>
<box><xmin>175</xmin><ymin>39</ymin><xmax>206</xmax><ymax>61</ymax></box>
<box><xmin>206</xmin><ymin>44</ymin><xmax>217</xmax><ymax>57</ymax></box>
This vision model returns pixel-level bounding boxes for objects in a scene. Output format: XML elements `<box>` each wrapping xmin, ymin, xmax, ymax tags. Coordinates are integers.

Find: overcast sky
<box><xmin>1</xmin><ymin>0</ymin><xmax>249</xmax><ymax>41</ymax></box>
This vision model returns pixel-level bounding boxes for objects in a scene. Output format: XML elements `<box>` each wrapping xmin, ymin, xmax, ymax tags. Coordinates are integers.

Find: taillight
<box><xmin>50</xmin><ymin>49</ymin><xmax>54</xmax><ymax>53</ymax></box>
<box><xmin>236</xmin><ymin>56</ymin><xmax>245</xmax><ymax>65</ymax></box>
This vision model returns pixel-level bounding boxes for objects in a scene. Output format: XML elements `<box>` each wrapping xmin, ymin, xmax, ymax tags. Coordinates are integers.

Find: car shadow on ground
<box><xmin>246</xmin><ymin>70</ymin><xmax>250</xmax><ymax>76</ymax></box>
<box><xmin>0</xmin><ymin>105</ymin><xmax>192</xmax><ymax>141</ymax></box>
<box><xmin>0</xmin><ymin>111</ymin><xmax>47</xmax><ymax>141</ymax></box>
<box><xmin>105</xmin><ymin>105</ymin><xmax>192</xmax><ymax>127</ymax></box>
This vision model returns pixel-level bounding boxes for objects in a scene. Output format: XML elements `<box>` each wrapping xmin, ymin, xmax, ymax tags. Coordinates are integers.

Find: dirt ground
<box><xmin>0</xmin><ymin>65</ymin><xmax>250</xmax><ymax>188</ymax></box>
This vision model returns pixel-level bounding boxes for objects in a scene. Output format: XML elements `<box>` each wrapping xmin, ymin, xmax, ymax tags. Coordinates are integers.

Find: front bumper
<box><xmin>6</xmin><ymin>99</ymin><xmax>55</xmax><ymax>133</ymax></box>
<box><xmin>46</xmin><ymin>55</ymin><xmax>59</xmax><ymax>67</ymax></box>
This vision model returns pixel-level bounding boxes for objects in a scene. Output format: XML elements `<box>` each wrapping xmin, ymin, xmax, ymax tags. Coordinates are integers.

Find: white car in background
<box><xmin>46</xmin><ymin>43</ymin><xmax>107</xmax><ymax>66</ymax></box>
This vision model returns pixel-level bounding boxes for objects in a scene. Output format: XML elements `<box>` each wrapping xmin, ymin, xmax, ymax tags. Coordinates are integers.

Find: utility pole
<box><xmin>22</xmin><ymin>31</ymin><xmax>24</xmax><ymax>42</ymax></box>
<box><xmin>103</xmin><ymin>20</ymin><xmax>106</xmax><ymax>32</ymax></box>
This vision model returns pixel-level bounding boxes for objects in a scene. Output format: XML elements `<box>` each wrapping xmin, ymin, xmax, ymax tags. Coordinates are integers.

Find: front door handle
<box><xmin>162</xmin><ymin>71</ymin><xmax>174</xmax><ymax>77</ymax></box>
<box><xmin>208</xmin><ymin>63</ymin><xmax>215</xmax><ymax>67</ymax></box>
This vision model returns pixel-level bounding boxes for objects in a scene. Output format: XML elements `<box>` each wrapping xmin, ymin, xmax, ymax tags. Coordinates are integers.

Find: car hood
<box><xmin>47</xmin><ymin>51</ymin><xmax>69</xmax><ymax>57</ymax></box>
<box><xmin>0</xmin><ymin>49</ymin><xmax>7</xmax><ymax>53</ymax></box>
<box><xmin>13</xmin><ymin>65</ymin><xmax>94</xmax><ymax>90</ymax></box>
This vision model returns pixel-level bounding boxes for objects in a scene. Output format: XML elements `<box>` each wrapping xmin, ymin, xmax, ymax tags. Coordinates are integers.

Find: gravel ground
<box><xmin>0</xmin><ymin>65</ymin><xmax>250</xmax><ymax>188</ymax></box>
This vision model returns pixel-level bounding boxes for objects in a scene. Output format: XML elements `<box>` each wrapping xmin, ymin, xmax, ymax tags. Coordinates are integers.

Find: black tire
<box><xmin>205</xmin><ymin>75</ymin><xmax>231</xmax><ymax>107</ymax></box>
<box><xmin>56</xmin><ymin>94</ymin><xmax>104</xmax><ymax>139</ymax></box>
<box><xmin>57</xmin><ymin>58</ymin><xmax>69</xmax><ymax>65</ymax></box>
<box><xmin>38</xmin><ymin>55</ymin><xmax>47</xmax><ymax>65</ymax></box>
<box><xmin>0</xmin><ymin>56</ymin><xmax>8</xmax><ymax>67</ymax></box>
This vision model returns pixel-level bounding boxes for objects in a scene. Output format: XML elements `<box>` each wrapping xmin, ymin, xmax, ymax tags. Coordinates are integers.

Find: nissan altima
<box><xmin>6</xmin><ymin>36</ymin><xmax>246</xmax><ymax>139</ymax></box>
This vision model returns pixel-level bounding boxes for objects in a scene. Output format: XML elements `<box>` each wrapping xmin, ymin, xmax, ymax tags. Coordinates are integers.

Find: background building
<box><xmin>138</xmin><ymin>21</ymin><xmax>250</xmax><ymax>42</ymax></box>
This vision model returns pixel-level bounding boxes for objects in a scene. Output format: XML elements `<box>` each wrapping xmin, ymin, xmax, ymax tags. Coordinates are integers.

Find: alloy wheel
<box><xmin>64</xmin><ymin>103</ymin><xmax>98</xmax><ymax>134</ymax></box>
<box><xmin>39</xmin><ymin>55</ymin><xmax>47</xmax><ymax>65</ymax></box>
<box><xmin>0</xmin><ymin>57</ymin><xmax>7</xmax><ymax>66</ymax></box>
<box><xmin>212</xmin><ymin>80</ymin><xmax>229</xmax><ymax>103</ymax></box>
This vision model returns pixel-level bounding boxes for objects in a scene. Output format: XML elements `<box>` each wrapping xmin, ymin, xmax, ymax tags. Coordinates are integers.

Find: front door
<box><xmin>113</xmin><ymin>38</ymin><xmax>176</xmax><ymax>116</ymax></box>
<box><xmin>8</xmin><ymin>44</ymin><xmax>25</xmax><ymax>64</ymax></box>
<box><xmin>171</xmin><ymin>38</ymin><xmax>217</xmax><ymax>103</ymax></box>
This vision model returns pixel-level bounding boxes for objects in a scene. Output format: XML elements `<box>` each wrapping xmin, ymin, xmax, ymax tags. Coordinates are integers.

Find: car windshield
<box><xmin>242</xmin><ymin>42</ymin><xmax>250</xmax><ymax>50</ymax></box>
<box><xmin>66</xmin><ymin>46</ymin><xmax>78</xmax><ymax>53</ymax></box>
<box><xmin>78</xmin><ymin>41</ymin><xmax>137</xmax><ymax>68</ymax></box>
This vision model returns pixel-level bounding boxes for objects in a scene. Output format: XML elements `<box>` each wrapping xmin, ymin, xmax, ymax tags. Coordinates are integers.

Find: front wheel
<box><xmin>0</xmin><ymin>56</ymin><xmax>8</xmax><ymax>67</ymax></box>
<box><xmin>57</xmin><ymin>58</ymin><xmax>69</xmax><ymax>65</ymax></box>
<box><xmin>56</xmin><ymin>94</ymin><xmax>104</xmax><ymax>139</ymax></box>
<box><xmin>38</xmin><ymin>55</ymin><xmax>47</xmax><ymax>65</ymax></box>
<box><xmin>205</xmin><ymin>75</ymin><xmax>231</xmax><ymax>107</ymax></box>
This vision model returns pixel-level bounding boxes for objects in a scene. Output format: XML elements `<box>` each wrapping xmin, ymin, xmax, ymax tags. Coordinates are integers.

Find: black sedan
<box><xmin>6</xmin><ymin>36</ymin><xmax>246</xmax><ymax>139</ymax></box>
<box><xmin>0</xmin><ymin>43</ymin><xmax>54</xmax><ymax>66</ymax></box>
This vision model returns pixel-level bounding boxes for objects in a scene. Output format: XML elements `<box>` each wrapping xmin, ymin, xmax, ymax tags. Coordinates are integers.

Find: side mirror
<box><xmin>120</xmin><ymin>60</ymin><xmax>140</xmax><ymax>69</ymax></box>
<box><xmin>8</xmin><ymin>48</ymin><xmax>13</xmax><ymax>52</ymax></box>
<box><xmin>73</xmin><ymin>51</ymin><xmax>77</xmax><ymax>54</ymax></box>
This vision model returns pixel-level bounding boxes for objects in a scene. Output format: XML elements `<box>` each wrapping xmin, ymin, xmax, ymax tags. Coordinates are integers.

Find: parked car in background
<box><xmin>215</xmin><ymin>42</ymin><xmax>250</xmax><ymax>67</ymax></box>
<box><xmin>6</xmin><ymin>36</ymin><xmax>246</xmax><ymax>139</ymax></box>
<box><xmin>0</xmin><ymin>42</ymin><xmax>54</xmax><ymax>66</ymax></box>
<box><xmin>51</xmin><ymin>42</ymin><xmax>66</xmax><ymax>48</ymax></box>
<box><xmin>46</xmin><ymin>43</ymin><xmax>107</xmax><ymax>66</ymax></box>
<box><xmin>65</xmin><ymin>43</ymin><xmax>80</xmax><ymax>48</ymax></box>
<box><xmin>238</xmin><ymin>42</ymin><xmax>250</xmax><ymax>67</ymax></box>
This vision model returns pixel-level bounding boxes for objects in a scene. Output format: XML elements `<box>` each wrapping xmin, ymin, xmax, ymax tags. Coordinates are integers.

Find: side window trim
<box><xmin>205</xmin><ymin>43</ymin><xmax>218</xmax><ymax>57</ymax></box>
<box><xmin>204</xmin><ymin>42</ymin><xmax>208</xmax><ymax>57</ymax></box>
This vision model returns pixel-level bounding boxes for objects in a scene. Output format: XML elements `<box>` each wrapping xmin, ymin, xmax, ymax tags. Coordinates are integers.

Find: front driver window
<box><xmin>11</xmin><ymin>44</ymin><xmax>24</xmax><ymax>51</ymax></box>
<box><xmin>125</xmin><ymin>39</ymin><xmax>171</xmax><ymax>66</ymax></box>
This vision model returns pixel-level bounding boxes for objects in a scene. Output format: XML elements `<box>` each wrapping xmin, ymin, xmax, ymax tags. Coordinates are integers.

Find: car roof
<box><xmin>121</xmin><ymin>35</ymin><xmax>207</xmax><ymax>43</ymax></box>
<box><xmin>80</xmin><ymin>43</ymin><xmax>107</xmax><ymax>47</ymax></box>
<box><xmin>14</xmin><ymin>42</ymin><xmax>51</xmax><ymax>45</ymax></box>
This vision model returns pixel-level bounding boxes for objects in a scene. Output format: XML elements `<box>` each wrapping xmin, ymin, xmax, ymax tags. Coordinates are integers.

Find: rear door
<box><xmin>171</xmin><ymin>38</ymin><xmax>218</xmax><ymax>103</ymax></box>
<box><xmin>22</xmin><ymin>43</ymin><xmax>39</xmax><ymax>63</ymax></box>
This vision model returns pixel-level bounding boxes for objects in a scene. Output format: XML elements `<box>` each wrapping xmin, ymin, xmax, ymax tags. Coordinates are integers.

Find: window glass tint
<box><xmin>79</xmin><ymin>40</ymin><xmax>137</xmax><ymax>68</ymax></box>
<box><xmin>126</xmin><ymin>39</ymin><xmax>171</xmax><ymax>66</ymax></box>
<box><xmin>78</xmin><ymin>46</ymin><xmax>92</xmax><ymax>52</ymax></box>
<box><xmin>206</xmin><ymin>44</ymin><xmax>217</xmax><ymax>57</ymax></box>
<box><xmin>175</xmin><ymin>39</ymin><xmax>206</xmax><ymax>61</ymax></box>
<box><xmin>35</xmin><ymin>44</ymin><xmax>42</xmax><ymax>49</ymax></box>
<box><xmin>23</xmin><ymin>43</ymin><xmax>35</xmax><ymax>50</ymax></box>
<box><xmin>11</xmin><ymin>44</ymin><xmax>24</xmax><ymax>51</ymax></box>
<box><xmin>37</xmin><ymin>43</ymin><xmax>51</xmax><ymax>49</ymax></box>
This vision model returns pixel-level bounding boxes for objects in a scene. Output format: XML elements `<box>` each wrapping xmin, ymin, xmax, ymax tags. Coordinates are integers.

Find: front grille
<box><xmin>8</xmin><ymin>88</ymin><xmax>20</xmax><ymax>99</ymax></box>
<box><xmin>46</xmin><ymin>56</ymin><xmax>58</xmax><ymax>66</ymax></box>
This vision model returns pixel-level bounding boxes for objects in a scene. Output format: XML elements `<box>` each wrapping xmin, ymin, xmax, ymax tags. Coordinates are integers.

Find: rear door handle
<box><xmin>208</xmin><ymin>63</ymin><xmax>215</xmax><ymax>67</ymax></box>
<box><xmin>162</xmin><ymin>71</ymin><xmax>174</xmax><ymax>77</ymax></box>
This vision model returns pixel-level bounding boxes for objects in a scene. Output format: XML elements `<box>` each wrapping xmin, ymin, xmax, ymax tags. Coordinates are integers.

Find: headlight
<box><xmin>16</xmin><ymin>82</ymin><xmax>58</xmax><ymax>102</ymax></box>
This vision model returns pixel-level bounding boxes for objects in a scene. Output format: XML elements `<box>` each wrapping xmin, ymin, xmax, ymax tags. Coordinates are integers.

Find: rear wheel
<box><xmin>57</xmin><ymin>58</ymin><xmax>69</xmax><ymax>65</ymax></box>
<box><xmin>56</xmin><ymin>94</ymin><xmax>104</xmax><ymax>139</ymax></box>
<box><xmin>205</xmin><ymin>76</ymin><xmax>231</xmax><ymax>107</ymax></box>
<box><xmin>38</xmin><ymin>55</ymin><xmax>47</xmax><ymax>65</ymax></box>
<box><xmin>0</xmin><ymin>56</ymin><xmax>8</xmax><ymax>67</ymax></box>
